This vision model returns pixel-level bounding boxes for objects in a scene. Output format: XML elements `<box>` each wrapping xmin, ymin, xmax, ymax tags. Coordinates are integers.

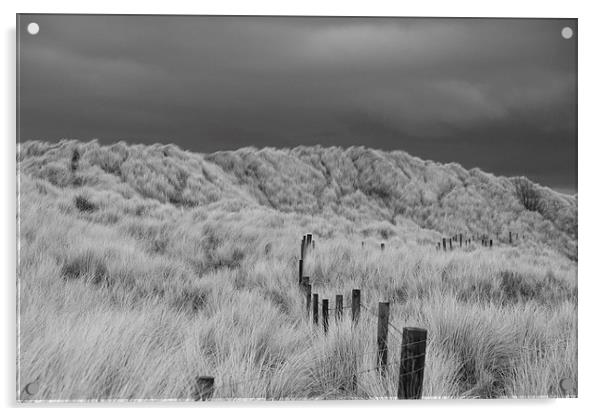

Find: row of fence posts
<box><xmin>436</xmin><ymin>233</ymin><xmax>496</xmax><ymax>251</ymax></box>
<box><xmin>302</xmin><ymin>282</ymin><xmax>427</xmax><ymax>399</ymax></box>
<box><xmin>299</xmin><ymin>235</ymin><xmax>427</xmax><ymax>399</ymax></box>
<box><xmin>194</xmin><ymin>234</ymin><xmax>428</xmax><ymax>401</ymax></box>
<box><xmin>437</xmin><ymin>231</ymin><xmax>524</xmax><ymax>251</ymax></box>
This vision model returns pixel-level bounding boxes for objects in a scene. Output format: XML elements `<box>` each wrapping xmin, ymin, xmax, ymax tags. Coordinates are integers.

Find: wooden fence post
<box><xmin>307</xmin><ymin>234</ymin><xmax>312</xmax><ymax>249</ymax></box>
<box><xmin>335</xmin><ymin>295</ymin><xmax>343</xmax><ymax>321</ymax></box>
<box><xmin>442</xmin><ymin>238</ymin><xmax>446</xmax><ymax>251</ymax></box>
<box><xmin>489</xmin><ymin>239</ymin><xmax>493</xmax><ymax>248</ymax></box>
<box><xmin>377</xmin><ymin>302</ymin><xmax>390</xmax><ymax>376</ymax></box>
<box><xmin>459</xmin><ymin>234</ymin><xmax>462</xmax><ymax>247</ymax></box>
<box><xmin>448</xmin><ymin>238</ymin><xmax>453</xmax><ymax>251</ymax></box>
<box><xmin>322</xmin><ymin>299</ymin><xmax>329</xmax><ymax>333</ymax></box>
<box><xmin>381</xmin><ymin>243</ymin><xmax>385</xmax><ymax>251</ymax></box>
<box><xmin>312</xmin><ymin>294</ymin><xmax>319</xmax><ymax>325</ymax></box>
<box><xmin>298</xmin><ymin>259</ymin><xmax>304</xmax><ymax>285</ymax></box>
<box><xmin>194</xmin><ymin>376</ymin><xmax>215</xmax><ymax>401</ymax></box>
<box><xmin>305</xmin><ymin>282</ymin><xmax>312</xmax><ymax>316</ymax></box>
<box><xmin>301</xmin><ymin>236</ymin><xmax>306</xmax><ymax>259</ymax></box>
<box><xmin>351</xmin><ymin>289</ymin><xmax>361</xmax><ymax>324</ymax></box>
<box><xmin>397</xmin><ymin>327</ymin><xmax>427</xmax><ymax>399</ymax></box>
<box><xmin>509</xmin><ymin>231</ymin><xmax>513</xmax><ymax>244</ymax></box>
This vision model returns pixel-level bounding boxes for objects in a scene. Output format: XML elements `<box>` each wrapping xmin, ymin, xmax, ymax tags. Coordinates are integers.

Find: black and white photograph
<box><xmin>16</xmin><ymin>14</ymin><xmax>577</xmax><ymax>401</ymax></box>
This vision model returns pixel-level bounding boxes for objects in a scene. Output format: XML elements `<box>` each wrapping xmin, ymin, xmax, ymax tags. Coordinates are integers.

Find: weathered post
<box><xmin>312</xmin><ymin>294</ymin><xmax>319</xmax><ymax>325</ymax></box>
<box><xmin>335</xmin><ymin>295</ymin><xmax>343</xmax><ymax>321</ymax></box>
<box><xmin>397</xmin><ymin>327</ymin><xmax>427</xmax><ymax>399</ymax></box>
<box><xmin>381</xmin><ymin>243</ymin><xmax>385</xmax><ymax>251</ymax></box>
<box><xmin>509</xmin><ymin>231</ymin><xmax>513</xmax><ymax>244</ymax></box>
<box><xmin>459</xmin><ymin>234</ymin><xmax>463</xmax><ymax>247</ymax></box>
<box><xmin>351</xmin><ymin>289</ymin><xmax>361</xmax><ymax>325</ymax></box>
<box><xmin>442</xmin><ymin>238</ymin><xmax>446</xmax><ymax>251</ymax></box>
<box><xmin>377</xmin><ymin>302</ymin><xmax>390</xmax><ymax>376</ymax></box>
<box><xmin>298</xmin><ymin>259</ymin><xmax>304</xmax><ymax>285</ymax></box>
<box><xmin>307</xmin><ymin>234</ymin><xmax>313</xmax><ymax>249</ymax></box>
<box><xmin>489</xmin><ymin>239</ymin><xmax>493</xmax><ymax>248</ymax></box>
<box><xmin>448</xmin><ymin>238</ymin><xmax>453</xmax><ymax>251</ymax></box>
<box><xmin>301</xmin><ymin>237</ymin><xmax>306</xmax><ymax>259</ymax></box>
<box><xmin>322</xmin><ymin>299</ymin><xmax>329</xmax><ymax>333</ymax></box>
<box><xmin>304</xmin><ymin>281</ymin><xmax>312</xmax><ymax>316</ymax></box>
<box><xmin>194</xmin><ymin>376</ymin><xmax>215</xmax><ymax>401</ymax></box>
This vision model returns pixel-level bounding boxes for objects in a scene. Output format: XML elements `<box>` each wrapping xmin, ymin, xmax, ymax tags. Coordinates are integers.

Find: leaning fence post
<box><xmin>397</xmin><ymin>327</ymin><xmax>427</xmax><ymax>399</ymax></box>
<box><xmin>335</xmin><ymin>295</ymin><xmax>343</xmax><ymax>321</ymax></box>
<box><xmin>194</xmin><ymin>376</ymin><xmax>215</xmax><ymax>401</ymax></box>
<box><xmin>377</xmin><ymin>302</ymin><xmax>390</xmax><ymax>376</ymax></box>
<box><xmin>351</xmin><ymin>289</ymin><xmax>361</xmax><ymax>324</ymax></box>
<box><xmin>312</xmin><ymin>294</ymin><xmax>319</xmax><ymax>325</ymax></box>
<box><xmin>322</xmin><ymin>299</ymin><xmax>329</xmax><ymax>333</ymax></box>
<box><xmin>298</xmin><ymin>259</ymin><xmax>304</xmax><ymax>285</ymax></box>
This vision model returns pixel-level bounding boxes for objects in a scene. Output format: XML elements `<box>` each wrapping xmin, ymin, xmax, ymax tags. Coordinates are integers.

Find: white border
<box><xmin>3</xmin><ymin>1</ymin><xmax>601</xmax><ymax>414</ymax></box>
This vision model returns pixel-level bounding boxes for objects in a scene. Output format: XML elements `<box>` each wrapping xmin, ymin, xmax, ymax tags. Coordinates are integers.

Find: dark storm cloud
<box><xmin>18</xmin><ymin>15</ymin><xmax>577</xmax><ymax>192</ymax></box>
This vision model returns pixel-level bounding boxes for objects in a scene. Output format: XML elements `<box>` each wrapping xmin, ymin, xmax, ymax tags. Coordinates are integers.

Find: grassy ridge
<box><xmin>17</xmin><ymin>140</ymin><xmax>577</xmax><ymax>400</ymax></box>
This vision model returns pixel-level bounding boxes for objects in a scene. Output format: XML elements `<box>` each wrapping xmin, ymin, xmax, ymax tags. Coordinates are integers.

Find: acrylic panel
<box><xmin>16</xmin><ymin>14</ymin><xmax>577</xmax><ymax>402</ymax></box>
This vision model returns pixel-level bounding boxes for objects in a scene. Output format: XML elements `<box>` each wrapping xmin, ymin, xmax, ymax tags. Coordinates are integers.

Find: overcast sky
<box><xmin>18</xmin><ymin>15</ymin><xmax>577</xmax><ymax>193</ymax></box>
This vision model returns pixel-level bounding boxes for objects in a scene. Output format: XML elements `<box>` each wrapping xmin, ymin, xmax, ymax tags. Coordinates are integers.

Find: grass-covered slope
<box><xmin>17</xmin><ymin>139</ymin><xmax>577</xmax><ymax>400</ymax></box>
<box><xmin>19</xmin><ymin>139</ymin><xmax>577</xmax><ymax>258</ymax></box>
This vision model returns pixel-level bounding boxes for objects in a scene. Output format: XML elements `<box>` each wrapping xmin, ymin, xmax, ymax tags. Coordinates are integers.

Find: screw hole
<box><xmin>27</xmin><ymin>22</ymin><xmax>39</xmax><ymax>35</ymax></box>
<box><xmin>561</xmin><ymin>27</ymin><xmax>573</xmax><ymax>40</ymax></box>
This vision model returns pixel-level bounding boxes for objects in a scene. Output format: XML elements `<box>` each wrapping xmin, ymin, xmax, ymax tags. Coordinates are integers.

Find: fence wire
<box><xmin>209</xmin><ymin>346</ymin><xmax>427</xmax><ymax>396</ymax></box>
<box><xmin>359</xmin><ymin>303</ymin><xmax>407</xmax><ymax>339</ymax></box>
<box><xmin>197</xmin><ymin>237</ymin><xmax>428</xmax><ymax>399</ymax></box>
